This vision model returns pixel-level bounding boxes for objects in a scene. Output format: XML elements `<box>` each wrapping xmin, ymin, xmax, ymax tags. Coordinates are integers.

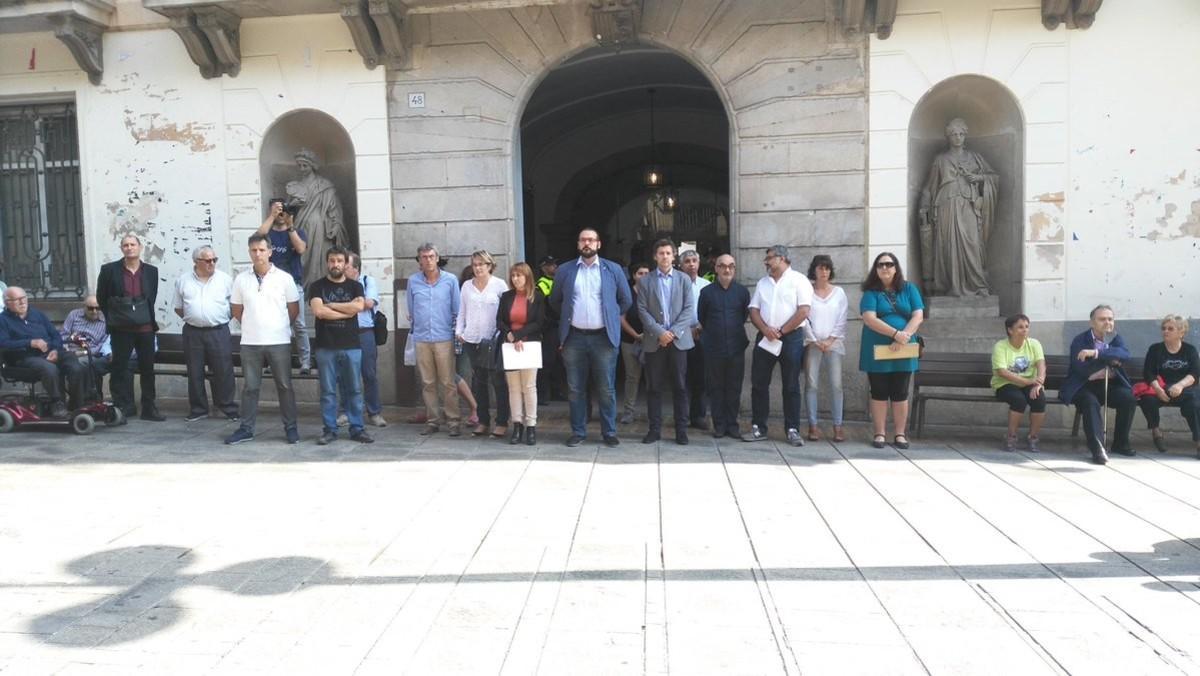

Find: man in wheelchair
<box><xmin>1</xmin><ymin>287</ymin><xmax>94</xmax><ymax>418</ymax></box>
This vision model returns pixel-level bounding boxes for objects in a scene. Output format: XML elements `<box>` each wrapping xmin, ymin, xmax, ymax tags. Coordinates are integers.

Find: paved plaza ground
<box><xmin>2</xmin><ymin>402</ymin><xmax>1200</xmax><ymax>675</ymax></box>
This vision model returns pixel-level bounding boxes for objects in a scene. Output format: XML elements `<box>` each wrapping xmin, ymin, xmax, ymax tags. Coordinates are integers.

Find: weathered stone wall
<box><xmin>387</xmin><ymin>0</ymin><xmax>868</xmax><ymax>285</ymax></box>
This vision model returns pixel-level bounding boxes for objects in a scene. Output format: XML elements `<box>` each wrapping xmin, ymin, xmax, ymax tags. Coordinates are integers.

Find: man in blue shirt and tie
<box><xmin>549</xmin><ymin>228</ymin><xmax>633</xmax><ymax>447</ymax></box>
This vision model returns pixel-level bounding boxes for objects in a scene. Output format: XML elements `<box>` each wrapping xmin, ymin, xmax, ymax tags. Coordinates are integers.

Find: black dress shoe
<box><xmin>525</xmin><ymin>427</ymin><xmax>536</xmax><ymax>445</ymax></box>
<box><xmin>565</xmin><ymin>434</ymin><xmax>584</xmax><ymax>447</ymax></box>
<box><xmin>1113</xmin><ymin>446</ymin><xmax>1136</xmax><ymax>457</ymax></box>
<box><xmin>603</xmin><ymin>435</ymin><xmax>620</xmax><ymax>447</ymax></box>
<box><xmin>1091</xmin><ymin>444</ymin><xmax>1109</xmax><ymax>465</ymax></box>
<box><xmin>675</xmin><ymin>430</ymin><xmax>689</xmax><ymax>446</ymax></box>
<box><xmin>140</xmin><ymin>407</ymin><xmax>166</xmax><ymax>422</ymax></box>
<box><xmin>642</xmin><ymin>431</ymin><xmax>660</xmax><ymax>444</ymax></box>
<box><xmin>509</xmin><ymin>423</ymin><xmax>524</xmax><ymax>445</ymax></box>
<box><xmin>711</xmin><ymin>429</ymin><xmax>725</xmax><ymax>439</ymax></box>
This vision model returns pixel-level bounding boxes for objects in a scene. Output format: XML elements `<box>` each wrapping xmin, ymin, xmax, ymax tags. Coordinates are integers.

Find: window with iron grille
<box><xmin>0</xmin><ymin>102</ymin><xmax>86</xmax><ymax>300</ymax></box>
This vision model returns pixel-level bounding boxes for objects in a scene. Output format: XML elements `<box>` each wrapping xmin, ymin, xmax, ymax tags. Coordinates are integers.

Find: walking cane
<box><xmin>1102</xmin><ymin>364</ymin><xmax>1109</xmax><ymax>447</ymax></box>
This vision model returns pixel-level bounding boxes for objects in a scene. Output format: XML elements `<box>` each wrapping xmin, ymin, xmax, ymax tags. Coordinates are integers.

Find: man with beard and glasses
<box><xmin>549</xmin><ymin>228</ymin><xmax>632</xmax><ymax>447</ymax></box>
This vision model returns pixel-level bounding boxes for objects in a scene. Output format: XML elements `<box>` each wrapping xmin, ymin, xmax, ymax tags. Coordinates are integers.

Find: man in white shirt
<box><xmin>744</xmin><ymin>245</ymin><xmax>813</xmax><ymax>446</ymax></box>
<box><xmin>173</xmin><ymin>245</ymin><xmax>239</xmax><ymax>423</ymax></box>
<box><xmin>225</xmin><ymin>234</ymin><xmax>301</xmax><ymax>445</ymax></box>
<box><xmin>680</xmin><ymin>249</ymin><xmax>711</xmax><ymax>430</ymax></box>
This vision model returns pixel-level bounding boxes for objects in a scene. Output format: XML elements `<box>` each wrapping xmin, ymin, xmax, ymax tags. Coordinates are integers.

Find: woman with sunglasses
<box><xmin>1139</xmin><ymin>314</ymin><xmax>1200</xmax><ymax>457</ymax></box>
<box><xmin>859</xmin><ymin>252</ymin><xmax>924</xmax><ymax>449</ymax></box>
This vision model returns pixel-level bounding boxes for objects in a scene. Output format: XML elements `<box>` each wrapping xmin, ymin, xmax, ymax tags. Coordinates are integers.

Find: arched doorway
<box><xmin>908</xmin><ymin>75</ymin><xmax>1025</xmax><ymax>315</ymax></box>
<box><xmin>519</xmin><ymin>45</ymin><xmax>731</xmax><ymax>270</ymax></box>
<box><xmin>259</xmin><ymin>108</ymin><xmax>360</xmax><ymax>258</ymax></box>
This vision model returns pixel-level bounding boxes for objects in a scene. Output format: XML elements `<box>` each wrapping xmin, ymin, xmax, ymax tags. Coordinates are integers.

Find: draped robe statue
<box><xmin>918</xmin><ymin>118</ymin><xmax>998</xmax><ymax>297</ymax></box>
<box><xmin>287</xmin><ymin>148</ymin><xmax>349</xmax><ymax>289</ymax></box>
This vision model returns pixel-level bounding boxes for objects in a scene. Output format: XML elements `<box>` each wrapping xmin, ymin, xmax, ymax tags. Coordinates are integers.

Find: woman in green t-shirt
<box><xmin>991</xmin><ymin>314</ymin><xmax>1047</xmax><ymax>452</ymax></box>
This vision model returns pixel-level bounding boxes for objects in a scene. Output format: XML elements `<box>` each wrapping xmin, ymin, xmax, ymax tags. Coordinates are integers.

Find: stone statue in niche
<box><xmin>288</xmin><ymin>148</ymin><xmax>349</xmax><ymax>288</ymax></box>
<box><xmin>918</xmin><ymin>118</ymin><xmax>998</xmax><ymax>297</ymax></box>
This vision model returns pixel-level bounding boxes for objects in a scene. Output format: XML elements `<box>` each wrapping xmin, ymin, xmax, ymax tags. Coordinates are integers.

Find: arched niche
<box><xmin>908</xmin><ymin>75</ymin><xmax>1024</xmax><ymax>316</ymax></box>
<box><xmin>259</xmin><ymin>109</ymin><xmax>359</xmax><ymax>254</ymax></box>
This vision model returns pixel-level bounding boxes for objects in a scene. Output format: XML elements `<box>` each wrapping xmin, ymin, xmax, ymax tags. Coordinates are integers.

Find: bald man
<box><xmin>1</xmin><ymin>286</ymin><xmax>94</xmax><ymax>417</ymax></box>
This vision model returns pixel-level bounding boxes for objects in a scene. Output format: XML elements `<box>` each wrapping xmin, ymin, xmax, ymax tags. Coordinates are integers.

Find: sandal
<box><xmin>807</xmin><ymin>425</ymin><xmax>820</xmax><ymax>441</ymax></box>
<box><xmin>833</xmin><ymin>426</ymin><xmax>846</xmax><ymax>443</ymax></box>
<box><xmin>1152</xmin><ymin>432</ymin><xmax>1168</xmax><ymax>454</ymax></box>
<box><xmin>472</xmin><ymin>425</ymin><xmax>488</xmax><ymax>437</ymax></box>
<box><xmin>491</xmin><ymin>426</ymin><xmax>508</xmax><ymax>438</ymax></box>
<box><xmin>871</xmin><ymin>434</ymin><xmax>886</xmax><ymax>449</ymax></box>
<box><xmin>893</xmin><ymin>434</ymin><xmax>910</xmax><ymax>450</ymax></box>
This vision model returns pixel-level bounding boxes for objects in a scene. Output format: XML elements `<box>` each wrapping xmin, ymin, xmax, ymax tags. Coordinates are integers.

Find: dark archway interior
<box><xmin>259</xmin><ymin>109</ymin><xmax>360</xmax><ymax>254</ymax></box>
<box><xmin>908</xmin><ymin>75</ymin><xmax>1024</xmax><ymax>316</ymax></box>
<box><xmin>520</xmin><ymin>45</ymin><xmax>730</xmax><ymax>269</ymax></box>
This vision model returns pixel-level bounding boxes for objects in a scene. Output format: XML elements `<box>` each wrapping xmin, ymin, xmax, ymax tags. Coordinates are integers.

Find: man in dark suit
<box><xmin>1059</xmin><ymin>304</ymin><xmax>1136</xmax><ymax>464</ymax></box>
<box><xmin>549</xmin><ymin>227</ymin><xmax>633</xmax><ymax>447</ymax></box>
<box><xmin>637</xmin><ymin>239</ymin><xmax>695</xmax><ymax>445</ymax></box>
<box><xmin>96</xmin><ymin>233</ymin><xmax>164</xmax><ymax>421</ymax></box>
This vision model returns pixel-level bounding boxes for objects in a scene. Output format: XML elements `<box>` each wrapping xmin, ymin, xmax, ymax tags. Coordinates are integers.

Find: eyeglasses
<box><xmin>5</xmin><ymin>296</ymin><xmax>27</xmax><ymax>303</ymax></box>
<box><xmin>85</xmin><ymin>306</ymin><xmax>101</xmax><ymax>311</ymax></box>
<box><xmin>198</xmin><ymin>257</ymin><xmax>218</xmax><ymax>264</ymax></box>
<box><xmin>716</xmin><ymin>263</ymin><xmax>736</xmax><ymax>269</ymax></box>
<box><xmin>578</xmin><ymin>237</ymin><xmax>599</xmax><ymax>243</ymax></box>
<box><xmin>876</xmin><ymin>261</ymin><xmax>897</xmax><ymax>269</ymax></box>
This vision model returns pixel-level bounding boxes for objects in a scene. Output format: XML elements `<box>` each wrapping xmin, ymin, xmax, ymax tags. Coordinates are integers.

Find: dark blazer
<box><xmin>636</xmin><ymin>268</ymin><xmax>695</xmax><ymax>353</ymax></box>
<box><xmin>496</xmin><ymin>288</ymin><xmax>546</xmax><ymax>342</ymax></box>
<box><xmin>548</xmin><ymin>256</ymin><xmax>633</xmax><ymax>348</ymax></box>
<box><xmin>96</xmin><ymin>259</ymin><xmax>160</xmax><ymax>331</ymax></box>
<box><xmin>1059</xmin><ymin>329</ymin><xmax>1132</xmax><ymax>404</ymax></box>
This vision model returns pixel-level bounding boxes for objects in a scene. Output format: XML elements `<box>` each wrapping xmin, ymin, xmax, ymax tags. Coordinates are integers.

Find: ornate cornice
<box><xmin>588</xmin><ymin>0</ymin><xmax>641</xmax><ymax>50</ymax></box>
<box><xmin>51</xmin><ymin>14</ymin><xmax>106</xmax><ymax>85</ymax></box>
<box><xmin>154</xmin><ymin>5</ymin><xmax>241</xmax><ymax>79</ymax></box>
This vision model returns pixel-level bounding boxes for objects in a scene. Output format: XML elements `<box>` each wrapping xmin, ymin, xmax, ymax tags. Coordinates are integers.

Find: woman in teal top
<box><xmin>859</xmin><ymin>252</ymin><xmax>924</xmax><ymax>449</ymax></box>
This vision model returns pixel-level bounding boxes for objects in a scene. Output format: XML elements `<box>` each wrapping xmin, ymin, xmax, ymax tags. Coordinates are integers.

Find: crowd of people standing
<box><xmin>2</xmin><ymin>217</ymin><xmax>1198</xmax><ymax>466</ymax></box>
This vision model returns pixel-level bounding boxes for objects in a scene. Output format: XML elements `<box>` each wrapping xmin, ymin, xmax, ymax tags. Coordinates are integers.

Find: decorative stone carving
<box><xmin>369</xmin><ymin>0</ymin><xmax>410</xmax><ymax>69</ymax></box>
<box><xmin>842</xmin><ymin>0</ymin><xmax>897</xmax><ymax>40</ymax></box>
<box><xmin>51</xmin><ymin>15</ymin><xmax>105</xmax><ymax>85</ymax></box>
<box><xmin>340</xmin><ymin>0</ymin><xmax>382</xmax><ymax>69</ymax></box>
<box><xmin>1042</xmin><ymin>0</ymin><xmax>1103</xmax><ymax>31</ymax></box>
<box><xmin>917</xmin><ymin>118</ymin><xmax>997</xmax><ymax>298</ymax></box>
<box><xmin>156</xmin><ymin>6</ymin><xmax>241</xmax><ymax>79</ymax></box>
<box><xmin>589</xmin><ymin>0</ymin><xmax>641</xmax><ymax>49</ymax></box>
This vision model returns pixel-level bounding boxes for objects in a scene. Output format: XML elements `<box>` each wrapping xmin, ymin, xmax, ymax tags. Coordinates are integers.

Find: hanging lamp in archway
<box><xmin>643</xmin><ymin>88</ymin><xmax>664</xmax><ymax>188</ymax></box>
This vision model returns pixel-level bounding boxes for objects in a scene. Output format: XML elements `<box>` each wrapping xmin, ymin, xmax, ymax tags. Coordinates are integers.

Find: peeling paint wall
<box><xmin>0</xmin><ymin>14</ymin><xmax>396</xmax><ymax>400</ymax></box>
<box><xmin>871</xmin><ymin>0</ymin><xmax>1200</xmax><ymax>321</ymax></box>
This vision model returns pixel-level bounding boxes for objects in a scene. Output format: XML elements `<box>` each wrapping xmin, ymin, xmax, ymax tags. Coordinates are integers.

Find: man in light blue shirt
<box><xmin>549</xmin><ymin>227</ymin><xmax>633</xmax><ymax>447</ymax></box>
<box><xmin>406</xmin><ymin>243</ymin><xmax>462</xmax><ymax>436</ymax></box>
<box><xmin>346</xmin><ymin>252</ymin><xmax>387</xmax><ymax>427</ymax></box>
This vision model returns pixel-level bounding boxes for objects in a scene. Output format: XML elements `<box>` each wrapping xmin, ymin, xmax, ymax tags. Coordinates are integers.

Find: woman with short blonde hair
<box><xmin>1140</xmin><ymin>314</ymin><xmax>1200</xmax><ymax>456</ymax></box>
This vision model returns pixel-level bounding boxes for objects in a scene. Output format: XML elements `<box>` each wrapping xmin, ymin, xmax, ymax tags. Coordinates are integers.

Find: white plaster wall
<box><xmin>870</xmin><ymin>0</ymin><xmax>1200</xmax><ymax>321</ymax></box>
<box><xmin>0</xmin><ymin>14</ymin><xmax>394</xmax><ymax>331</ymax></box>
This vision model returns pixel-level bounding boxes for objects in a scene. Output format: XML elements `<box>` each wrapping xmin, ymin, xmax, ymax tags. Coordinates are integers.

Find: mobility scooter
<box><xmin>0</xmin><ymin>337</ymin><xmax>124</xmax><ymax>435</ymax></box>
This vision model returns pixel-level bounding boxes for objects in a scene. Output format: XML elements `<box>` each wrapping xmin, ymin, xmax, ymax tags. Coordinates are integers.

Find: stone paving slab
<box><xmin>1</xmin><ymin>405</ymin><xmax>1199</xmax><ymax>674</ymax></box>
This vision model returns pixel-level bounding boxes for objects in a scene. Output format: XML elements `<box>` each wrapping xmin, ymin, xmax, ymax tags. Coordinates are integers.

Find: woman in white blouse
<box><xmin>456</xmin><ymin>250</ymin><xmax>510</xmax><ymax>437</ymax></box>
<box><xmin>803</xmin><ymin>255</ymin><xmax>848</xmax><ymax>442</ymax></box>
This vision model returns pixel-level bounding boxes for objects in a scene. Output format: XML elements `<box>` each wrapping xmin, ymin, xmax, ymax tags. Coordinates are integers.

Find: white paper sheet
<box><xmin>757</xmin><ymin>336</ymin><xmax>782</xmax><ymax>356</ymax></box>
<box><xmin>501</xmin><ymin>341</ymin><xmax>543</xmax><ymax>370</ymax></box>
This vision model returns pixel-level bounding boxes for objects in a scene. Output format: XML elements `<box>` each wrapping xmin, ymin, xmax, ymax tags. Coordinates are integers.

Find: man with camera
<box><xmin>256</xmin><ymin>200</ymin><xmax>311</xmax><ymax>374</ymax></box>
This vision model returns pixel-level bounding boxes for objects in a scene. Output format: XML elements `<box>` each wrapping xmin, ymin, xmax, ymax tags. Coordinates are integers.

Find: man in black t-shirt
<box><xmin>308</xmin><ymin>247</ymin><xmax>371</xmax><ymax>445</ymax></box>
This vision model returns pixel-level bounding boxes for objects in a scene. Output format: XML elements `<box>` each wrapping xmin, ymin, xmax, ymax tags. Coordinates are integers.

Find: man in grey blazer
<box><xmin>637</xmin><ymin>239</ymin><xmax>695</xmax><ymax>445</ymax></box>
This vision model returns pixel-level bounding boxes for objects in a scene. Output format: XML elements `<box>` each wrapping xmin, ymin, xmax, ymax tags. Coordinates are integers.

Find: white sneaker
<box><xmin>368</xmin><ymin>413</ymin><xmax>388</xmax><ymax>427</ymax></box>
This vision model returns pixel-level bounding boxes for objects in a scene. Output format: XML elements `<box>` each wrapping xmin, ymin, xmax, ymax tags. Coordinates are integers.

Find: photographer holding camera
<box><xmin>256</xmin><ymin>199</ymin><xmax>311</xmax><ymax>374</ymax></box>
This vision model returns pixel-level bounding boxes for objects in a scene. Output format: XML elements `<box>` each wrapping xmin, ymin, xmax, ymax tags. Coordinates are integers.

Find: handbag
<box><xmin>106</xmin><ymin>295</ymin><xmax>153</xmax><ymax>328</ymax></box>
<box><xmin>372</xmin><ymin>309</ymin><xmax>388</xmax><ymax>346</ymax></box>
<box><xmin>475</xmin><ymin>330</ymin><xmax>502</xmax><ymax>370</ymax></box>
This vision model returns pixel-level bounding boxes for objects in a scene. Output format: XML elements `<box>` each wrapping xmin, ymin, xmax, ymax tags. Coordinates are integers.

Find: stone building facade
<box><xmin>1</xmin><ymin>0</ymin><xmax>1197</xmax><ymax>421</ymax></box>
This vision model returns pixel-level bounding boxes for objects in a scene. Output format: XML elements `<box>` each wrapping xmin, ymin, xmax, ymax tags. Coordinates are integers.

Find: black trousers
<box><xmin>464</xmin><ymin>341</ymin><xmax>509</xmax><ymax>427</ymax></box>
<box><xmin>1138</xmin><ymin>389</ymin><xmax>1200</xmax><ymax>441</ymax></box>
<box><xmin>110</xmin><ymin>330</ymin><xmax>157</xmax><ymax>413</ymax></box>
<box><xmin>183</xmin><ymin>323</ymin><xmax>238</xmax><ymax>418</ymax></box>
<box><xmin>1072</xmin><ymin>379</ymin><xmax>1136</xmax><ymax>450</ymax></box>
<box><xmin>13</xmin><ymin>353</ymin><xmax>92</xmax><ymax>409</ymax></box>
<box><xmin>705</xmin><ymin>348</ymin><xmax>745</xmax><ymax>436</ymax></box>
<box><xmin>686</xmin><ymin>342</ymin><xmax>708</xmax><ymax>422</ymax></box>
<box><xmin>644</xmin><ymin>344</ymin><xmax>690</xmax><ymax>433</ymax></box>
<box><xmin>538</xmin><ymin>325</ymin><xmax>566</xmax><ymax>399</ymax></box>
<box><xmin>995</xmin><ymin>383</ymin><xmax>1047</xmax><ymax>413</ymax></box>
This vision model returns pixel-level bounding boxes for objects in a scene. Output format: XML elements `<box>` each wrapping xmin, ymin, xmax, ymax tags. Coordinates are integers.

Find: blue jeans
<box><xmin>316</xmin><ymin>347</ymin><xmax>364</xmax><ymax>436</ymax></box>
<box><xmin>750</xmin><ymin>332</ymin><xmax>805</xmax><ymax>434</ymax></box>
<box><xmin>562</xmin><ymin>330</ymin><xmax>619</xmax><ymax>438</ymax></box>
<box><xmin>358</xmin><ymin>330</ymin><xmax>381</xmax><ymax>416</ymax></box>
